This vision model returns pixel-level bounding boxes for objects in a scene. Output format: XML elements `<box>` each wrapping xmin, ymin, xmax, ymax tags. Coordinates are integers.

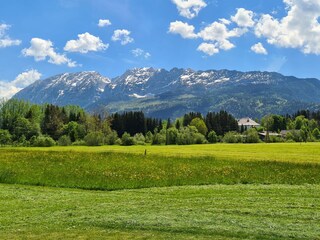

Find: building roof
<box><xmin>238</xmin><ymin>117</ymin><xmax>260</xmax><ymax>126</ymax></box>
<box><xmin>258</xmin><ymin>131</ymin><xmax>281</xmax><ymax>137</ymax></box>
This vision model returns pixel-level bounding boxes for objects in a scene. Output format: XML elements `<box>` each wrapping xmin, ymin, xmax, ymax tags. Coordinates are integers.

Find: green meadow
<box><xmin>0</xmin><ymin>143</ymin><xmax>320</xmax><ymax>239</ymax></box>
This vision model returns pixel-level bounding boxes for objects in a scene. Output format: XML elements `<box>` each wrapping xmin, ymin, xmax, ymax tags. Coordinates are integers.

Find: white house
<box><xmin>238</xmin><ymin>117</ymin><xmax>260</xmax><ymax>129</ymax></box>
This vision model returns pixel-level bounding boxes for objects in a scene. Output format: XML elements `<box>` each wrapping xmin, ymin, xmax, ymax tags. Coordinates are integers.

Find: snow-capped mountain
<box><xmin>14</xmin><ymin>71</ymin><xmax>110</xmax><ymax>108</ymax></box>
<box><xmin>14</xmin><ymin>68</ymin><xmax>320</xmax><ymax>118</ymax></box>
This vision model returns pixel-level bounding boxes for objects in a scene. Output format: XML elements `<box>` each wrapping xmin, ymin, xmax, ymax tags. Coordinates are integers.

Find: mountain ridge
<box><xmin>13</xmin><ymin>68</ymin><xmax>320</xmax><ymax>119</ymax></box>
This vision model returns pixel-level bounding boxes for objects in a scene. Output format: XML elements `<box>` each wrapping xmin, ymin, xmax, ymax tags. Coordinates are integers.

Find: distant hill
<box><xmin>14</xmin><ymin>68</ymin><xmax>320</xmax><ymax>119</ymax></box>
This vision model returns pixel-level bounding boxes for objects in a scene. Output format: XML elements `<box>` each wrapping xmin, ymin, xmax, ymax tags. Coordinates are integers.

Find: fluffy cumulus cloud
<box><xmin>172</xmin><ymin>0</ymin><xmax>207</xmax><ymax>19</ymax></box>
<box><xmin>169</xmin><ymin>21</ymin><xmax>198</xmax><ymax>39</ymax></box>
<box><xmin>0</xmin><ymin>24</ymin><xmax>21</xmax><ymax>48</ymax></box>
<box><xmin>98</xmin><ymin>19</ymin><xmax>112</xmax><ymax>27</ymax></box>
<box><xmin>22</xmin><ymin>38</ymin><xmax>77</xmax><ymax>67</ymax></box>
<box><xmin>198</xmin><ymin>22</ymin><xmax>247</xmax><ymax>50</ymax></box>
<box><xmin>251</xmin><ymin>42</ymin><xmax>268</xmax><ymax>55</ymax></box>
<box><xmin>231</xmin><ymin>8</ymin><xmax>255</xmax><ymax>28</ymax></box>
<box><xmin>132</xmin><ymin>48</ymin><xmax>151</xmax><ymax>59</ymax></box>
<box><xmin>64</xmin><ymin>32</ymin><xmax>109</xmax><ymax>53</ymax></box>
<box><xmin>197</xmin><ymin>42</ymin><xmax>219</xmax><ymax>56</ymax></box>
<box><xmin>255</xmin><ymin>0</ymin><xmax>320</xmax><ymax>55</ymax></box>
<box><xmin>0</xmin><ymin>70</ymin><xmax>41</xmax><ymax>99</ymax></box>
<box><xmin>169</xmin><ymin>7</ymin><xmax>252</xmax><ymax>56</ymax></box>
<box><xmin>111</xmin><ymin>29</ymin><xmax>134</xmax><ymax>45</ymax></box>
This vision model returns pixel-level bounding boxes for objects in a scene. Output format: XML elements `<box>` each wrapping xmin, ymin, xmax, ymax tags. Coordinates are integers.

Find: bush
<box><xmin>121</xmin><ymin>132</ymin><xmax>135</xmax><ymax>146</ymax></box>
<box><xmin>207</xmin><ymin>131</ymin><xmax>218</xmax><ymax>143</ymax></box>
<box><xmin>269</xmin><ymin>135</ymin><xmax>284</xmax><ymax>143</ymax></box>
<box><xmin>286</xmin><ymin>130</ymin><xmax>302</xmax><ymax>142</ymax></box>
<box><xmin>105</xmin><ymin>130</ymin><xmax>119</xmax><ymax>145</ymax></box>
<box><xmin>223</xmin><ymin>131</ymin><xmax>243</xmax><ymax>143</ymax></box>
<box><xmin>115</xmin><ymin>138</ymin><xmax>122</xmax><ymax>145</ymax></box>
<box><xmin>145</xmin><ymin>131</ymin><xmax>153</xmax><ymax>143</ymax></box>
<box><xmin>72</xmin><ymin>140</ymin><xmax>86</xmax><ymax>146</ymax></box>
<box><xmin>84</xmin><ymin>131</ymin><xmax>104</xmax><ymax>146</ymax></box>
<box><xmin>167</xmin><ymin>127</ymin><xmax>179</xmax><ymax>145</ymax></box>
<box><xmin>244</xmin><ymin>128</ymin><xmax>260</xmax><ymax>143</ymax></box>
<box><xmin>176</xmin><ymin>126</ymin><xmax>206</xmax><ymax>145</ymax></box>
<box><xmin>58</xmin><ymin>135</ymin><xmax>72</xmax><ymax>146</ymax></box>
<box><xmin>32</xmin><ymin>136</ymin><xmax>56</xmax><ymax>147</ymax></box>
<box><xmin>152</xmin><ymin>129</ymin><xmax>166</xmax><ymax>145</ymax></box>
<box><xmin>190</xmin><ymin>118</ymin><xmax>208</xmax><ymax>135</ymax></box>
<box><xmin>0</xmin><ymin>129</ymin><xmax>12</xmax><ymax>146</ymax></box>
<box><xmin>133</xmin><ymin>133</ymin><xmax>146</xmax><ymax>145</ymax></box>
<box><xmin>312</xmin><ymin>128</ymin><xmax>320</xmax><ymax>140</ymax></box>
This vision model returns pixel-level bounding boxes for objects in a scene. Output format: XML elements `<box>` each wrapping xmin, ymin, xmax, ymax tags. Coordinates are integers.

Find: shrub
<box><xmin>133</xmin><ymin>133</ymin><xmax>146</xmax><ymax>145</ymax></box>
<box><xmin>223</xmin><ymin>131</ymin><xmax>243</xmax><ymax>143</ymax></box>
<box><xmin>72</xmin><ymin>140</ymin><xmax>86</xmax><ymax>146</ymax></box>
<box><xmin>207</xmin><ymin>131</ymin><xmax>218</xmax><ymax>143</ymax></box>
<box><xmin>121</xmin><ymin>132</ymin><xmax>135</xmax><ymax>146</ymax></box>
<box><xmin>58</xmin><ymin>135</ymin><xmax>72</xmax><ymax>146</ymax></box>
<box><xmin>176</xmin><ymin>126</ymin><xmax>206</xmax><ymax>145</ymax></box>
<box><xmin>312</xmin><ymin>128</ymin><xmax>320</xmax><ymax>140</ymax></box>
<box><xmin>152</xmin><ymin>129</ymin><xmax>166</xmax><ymax>145</ymax></box>
<box><xmin>145</xmin><ymin>131</ymin><xmax>153</xmax><ymax>143</ymax></box>
<box><xmin>84</xmin><ymin>131</ymin><xmax>104</xmax><ymax>146</ymax></box>
<box><xmin>115</xmin><ymin>138</ymin><xmax>122</xmax><ymax>145</ymax></box>
<box><xmin>105</xmin><ymin>130</ymin><xmax>119</xmax><ymax>145</ymax></box>
<box><xmin>286</xmin><ymin>130</ymin><xmax>302</xmax><ymax>142</ymax></box>
<box><xmin>32</xmin><ymin>136</ymin><xmax>56</xmax><ymax>147</ymax></box>
<box><xmin>0</xmin><ymin>129</ymin><xmax>12</xmax><ymax>146</ymax></box>
<box><xmin>190</xmin><ymin>118</ymin><xmax>208</xmax><ymax>135</ymax></box>
<box><xmin>166</xmin><ymin>127</ymin><xmax>179</xmax><ymax>145</ymax></box>
<box><xmin>244</xmin><ymin>128</ymin><xmax>260</xmax><ymax>143</ymax></box>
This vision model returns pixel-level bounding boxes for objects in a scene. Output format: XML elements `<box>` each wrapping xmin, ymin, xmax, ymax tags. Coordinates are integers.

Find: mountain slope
<box><xmin>14</xmin><ymin>71</ymin><xmax>110</xmax><ymax>108</ymax></box>
<box><xmin>14</xmin><ymin>68</ymin><xmax>320</xmax><ymax>118</ymax></box>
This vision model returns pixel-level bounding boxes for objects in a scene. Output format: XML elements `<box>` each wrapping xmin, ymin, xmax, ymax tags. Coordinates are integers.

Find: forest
<box><xmin>0</xmin><ymin>99</ymin><xmax>320</xmax><ymax>146</ymax></box>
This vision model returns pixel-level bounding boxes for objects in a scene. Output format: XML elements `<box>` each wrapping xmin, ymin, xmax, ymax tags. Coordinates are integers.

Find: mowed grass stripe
<box><xmin>0</xmin><ymin>150</ymin><xmax>319</xmax><ymax>190</ymax></box>
<box><xmin>0</xmin><ymin>184</ymin><xmax>319</xmax><ymax>239</ymax></box>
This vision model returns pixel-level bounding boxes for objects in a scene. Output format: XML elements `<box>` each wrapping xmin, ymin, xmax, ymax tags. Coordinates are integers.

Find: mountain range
<box><xmin>14</xmin><ymin>67</ymin><xmax>320</xmax><ymax>119</ymax></box>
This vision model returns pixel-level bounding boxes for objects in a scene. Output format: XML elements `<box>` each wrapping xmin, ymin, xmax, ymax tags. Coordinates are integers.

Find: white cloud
<box><xmin>12</xmin><ymin>69</ymin><xmax>42</xmax><ymax>88</ymax></box>
<box><xmin>169</xmin><ymin>21</ymin><xmax>198</xmax><ymax>39</ymax></box>
<box><xmin>132</xmin><ymin>48</ymin><xmax>151</xmax><ymax>59</ymax></box>
<box><xmin>251</xmin><ymin>42</ymin><xmax>268</xmax><ymax>55</ymax></box>
<box><xmin>231</xmin><ymin>8</ymin><xmax>255</xmax><ymax>28</ymax></box>
<box><xmin>255</xmin><ymin>0</ymin><xmax>320</xmax><ymax>55</ymax></box>
<box><xmin>22</xmin><ymin>38</ymin><xmax>77</xmax><ymax>67</ymax></box>
<box><xmin>172</xmin><ymin>0</ymin><xmax>207</xmax><ymax>19</ymax></box>
<box><xmin>219</xmin><ymin>18</ymin><xmax>231</xmax><ymax>25</ymax></box>
<box><xmin>169</xmin><ymin>16</ymin><xmax>248</xmax><ymax>55</ymax></box>
<box><xmin>111</xmin><ymin>29</ymin><xmax>134</xmax><ymax>45</ymax></box>
<box><xmin>0</xmin><ymin>70</ymin><xmax>41</xmax><ymax>99</ymax></box>
<box><xmin>98</xmin><ymin>19</ymin><xmax>112</xmax><ymax>27</ymax></box>
<box><xmin>64</xmin><ymin>32</ymin><xmax>108</xmax><ymax>53</ymax></box>
<box><xmin>0</xmin><ymin>24</ymin><xmax>21</xmax><ymax>48</ymax></box>
<box><xmin>197</xmin><ymin>42</ymin><xmax>219</xmax><ymax>56</ymax></box>
<box><xmin>198</xmin><ymin>22</ymin><xmax>246</xmax><ymax>51</ymax></box>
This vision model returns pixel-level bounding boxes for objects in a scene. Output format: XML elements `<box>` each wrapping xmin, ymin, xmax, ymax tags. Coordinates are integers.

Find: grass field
<box><xmin>6</xmin><ymin>142</ymin><xmax>320</xmax><ymax>163</ymax></box>
<box><xmin>1</xmin><ymin>184</ymin><xmax>319</xmax><ymax>239</ymax></box>
<box><xmin>0</xmin><ymin>143</ymin><xmax>320</xmax><ymax>239</ymax></box>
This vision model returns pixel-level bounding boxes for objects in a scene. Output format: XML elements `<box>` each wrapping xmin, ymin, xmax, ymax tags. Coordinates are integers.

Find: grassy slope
<box><xmin>0</xmin><ymin>145</ymin><xmax>319</xmax><ymax>190</ymax></box>
<box><xmin>1</xmin><ymin>184</ymin><xmax>319</xmax><ymax>240</ymax></box>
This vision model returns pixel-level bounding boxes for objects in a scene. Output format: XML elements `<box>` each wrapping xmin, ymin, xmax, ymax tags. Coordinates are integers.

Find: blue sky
<box><xmin>1</xmin><ymin>0</ymin><xmax>320</xmax><ymax>98</ymax></box>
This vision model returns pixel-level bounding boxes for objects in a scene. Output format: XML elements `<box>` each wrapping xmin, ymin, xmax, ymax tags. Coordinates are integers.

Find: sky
<box><xmin>1</xmin><ymin>0</ymin><xmax>320</xmax><ymax>98</ymax></box>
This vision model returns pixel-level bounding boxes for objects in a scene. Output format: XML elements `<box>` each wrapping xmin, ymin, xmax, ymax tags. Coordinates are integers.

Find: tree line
<box><xmin>1</xmin><ymin>99</ymin><xmax>320</xmax><ymax>146</ymax></box>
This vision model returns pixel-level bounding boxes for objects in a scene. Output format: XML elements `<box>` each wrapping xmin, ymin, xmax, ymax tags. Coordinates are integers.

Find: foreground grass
<box><xmin>0</xmin><ymin>184</ymin><xmax>319</xmax><ymax>239</ymax></box>
<box><xmin>0</xmin><ymin>149</ymin><xmax>319</xmax><ymax>190</ymax></box>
